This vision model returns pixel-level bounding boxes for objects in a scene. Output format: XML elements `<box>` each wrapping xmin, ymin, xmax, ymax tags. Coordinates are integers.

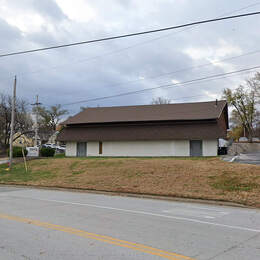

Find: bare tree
<box><xmin>0</xmin><ymin>94</ymin><xmax>33</xmax><ymax>147</ymax></box>
<box><xmin>246</xmin><ymin>72</ymin><xmax>260</xmax><ymax>101</ymax></box>
<box><xmin>151</xmin><ymin>97</ymin><xmax>171</xmax><ymax>104</ymax></box>
<box><xmin>35</xmin><ymin>104</ymin><xmax>68</xmax><ymax>132</ymax></box>
<box><xmin>223</xmin><ymin>73</ymin><xmax>260</xmax><ymax>142</ymax></box>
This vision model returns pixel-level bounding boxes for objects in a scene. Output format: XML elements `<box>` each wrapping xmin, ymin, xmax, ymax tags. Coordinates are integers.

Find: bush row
<box><xmin>40</xmin><ymin>147</ymin><xmax>55</xmax><ymax>157</ymax></box>
<box><xmin>8</xmin><ymin>146</ymin><xmax>56</xmax><ymax>157</ymax></box>
<box><xmin>7</xmin><ymin>146</ymin><xmax>28</xmax><ymax>157</ymax></box>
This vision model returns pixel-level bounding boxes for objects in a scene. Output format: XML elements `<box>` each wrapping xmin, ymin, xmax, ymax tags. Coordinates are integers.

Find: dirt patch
<box><xmin>0</xmin><ymin>157</ymin><xmax>260</xmax><ymax>207</ymax></box>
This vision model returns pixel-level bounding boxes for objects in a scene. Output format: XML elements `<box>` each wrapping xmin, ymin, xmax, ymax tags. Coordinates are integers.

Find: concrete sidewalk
<box><xmin>0</xmin><ymin>158</ymin><xmax>9</xmax><ymax>165</ymax></box>
<box><xmin>222</xmin><ymin>152</ymin><xmax>260</xmax><ymax>165</ymax></box>
<box><xmin>0</xmin><ymin>157</ymin><xmax>40</xmax><ymax>165</ymax></box>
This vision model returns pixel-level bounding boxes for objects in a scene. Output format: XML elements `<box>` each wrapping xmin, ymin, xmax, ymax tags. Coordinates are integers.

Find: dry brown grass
<box><xmin>1</xmin><ymin>157</ymin><xmax>260</xmax><ymax>207</ymax></box>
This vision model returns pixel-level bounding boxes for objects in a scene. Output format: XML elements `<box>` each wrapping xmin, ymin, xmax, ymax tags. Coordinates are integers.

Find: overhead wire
<box><xmin>1</xmin><ymin>3</ymin><xmax>260</xmax><ymax>112</ymax></box>
<box><xmin>0</xmin><ymin>2</ymin><xmax>259</xmax><ymax>84</ymax></box>
<box><xmin>92</xmin><ymin>49</ymin><xmax>260</xmax><ymax>90</ymax></box>
<box><xmin>0</xmin><ymin>11</ymin><xmax>260</xmax><ymax>58</ymax></box>
<box><xmin>62</xmin><ymin>65</ymin><xmax>260</xmax><ymax>106</ymax></box>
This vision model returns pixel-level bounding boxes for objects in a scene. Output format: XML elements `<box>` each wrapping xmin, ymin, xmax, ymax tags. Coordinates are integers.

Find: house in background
<box><xmin>57</xmin><ymin>100</ymin><xmax>228</xmax><ymax>157</ymax></box>
<box><xmin>13</xmin><ymin>132</ymin><xmax>34</xmax><ymax>147</ymax></box>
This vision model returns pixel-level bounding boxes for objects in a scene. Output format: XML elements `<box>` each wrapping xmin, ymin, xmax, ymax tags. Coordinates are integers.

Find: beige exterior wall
<box><xmin>65</xmin><ymin>141</ymin><xmax>77</xmax><ymax>156</ymax></box>
<box><xmin>173</xmin><ymin>140</ymin><xmax>190</xmax><ymax>156</ymax></box>
<box><xmin>87</xmin><ymin>141</ymin><xmax>99</xmax><ymax>156</ymax></box>
<box><xmin>65</xmin><ymin>139</ymin><xmax>217</xmax><ymax>157</ymax></box>
<box><xmin>202</xmin><ymin>139</ymin><xmax>218</xmax><ymax>156</ymax></box>
<box><xmin>65</xmin><ymin>140</ymin><xmax>190</xmax><ymax>157</ymax></box>
<box><xmin>102</xmin><ymin>140</ymin><xmax>175</xmax><ymax>157</ymax></box>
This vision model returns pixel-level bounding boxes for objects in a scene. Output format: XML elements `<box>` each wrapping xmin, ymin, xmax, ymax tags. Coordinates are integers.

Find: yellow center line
<box><xmin>0</xmin><ymin>213</ymin><xmax>195</xmax><ymax>260</ymax></box>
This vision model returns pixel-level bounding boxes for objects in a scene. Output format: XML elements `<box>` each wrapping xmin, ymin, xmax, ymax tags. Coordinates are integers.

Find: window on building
<box><xmin>99</xmin><ymin>142</ymin><xmax>103</xmax><ymax>154</ymax></box>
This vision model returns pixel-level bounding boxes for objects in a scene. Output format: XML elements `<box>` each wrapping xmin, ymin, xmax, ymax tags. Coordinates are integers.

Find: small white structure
<box><xmin>26</xmin><ymin>147</ymin><xmax>39</xmax><ymax>157</ymax></box>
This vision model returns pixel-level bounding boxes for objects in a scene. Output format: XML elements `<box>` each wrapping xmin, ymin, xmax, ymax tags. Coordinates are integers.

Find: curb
<box><xmin>0</xmin><ymin>183</ymin><xmax>254</xmax><ymax>209</ymax></box>
<box><xmin>230</xmin><ymin>155</ymin><xmax>239</xmax><ymax>162</ymax></box>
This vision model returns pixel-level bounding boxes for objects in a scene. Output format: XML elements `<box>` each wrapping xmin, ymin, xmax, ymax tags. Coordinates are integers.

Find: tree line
<box><xmin>223</xmin><ymin>72</ymin><xmax>260</xmax><ymax>142</ymax></box>
<box><xmin>1</xmin><ymin>72</ymin><xmax>260</xmax><ymax>150</ymax></box>
<box><xmin>0</xmin><ymin>95</ymin><xmax>68</xmax><ymax>150</ymax></box>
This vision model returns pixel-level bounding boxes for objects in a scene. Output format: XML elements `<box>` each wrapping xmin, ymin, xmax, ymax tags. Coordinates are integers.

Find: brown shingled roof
<box><xmin>63</xmin><ymin>100</ymin><xmax>227</xmax><ymax>125</ymax></box>
<box><xmin>58</xmin><ymin>122</ymin><xmax>227</xmax><ymax>142</ymax></box>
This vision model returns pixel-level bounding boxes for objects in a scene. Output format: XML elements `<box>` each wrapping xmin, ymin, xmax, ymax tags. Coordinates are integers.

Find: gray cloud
<box><xmin>0</xmin><ymin>0</ymin><xmax>260</xmax><ymax>117</ymax></box>
<box><xmin>31</xmin><ymin>0</ymin><xmax>67</xmax><ymax>22</ymax></box>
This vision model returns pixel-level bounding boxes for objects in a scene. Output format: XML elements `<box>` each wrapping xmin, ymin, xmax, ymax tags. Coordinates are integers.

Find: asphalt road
<box><xmin>0</xmin><ymin>187</ymin><xmax>259</xmax><ymax>260</ymax></box>
<box><xmin>235</xmin><ymin>152</ymin><xmax>260</xmax><ymax>165</ymax></box>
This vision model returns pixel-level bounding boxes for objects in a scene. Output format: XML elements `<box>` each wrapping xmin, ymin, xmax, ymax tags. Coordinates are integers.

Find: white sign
<box><xmin>26</xmin><ymin>147</ymin><xmax>39</xmax><ymax>157</ymax></box>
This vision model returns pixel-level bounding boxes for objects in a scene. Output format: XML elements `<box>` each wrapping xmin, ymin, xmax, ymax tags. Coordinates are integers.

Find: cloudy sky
<box><xmin>0</xmin><ymin>0</ymin><xmax>260</xmax><ymax>115</ymax></box>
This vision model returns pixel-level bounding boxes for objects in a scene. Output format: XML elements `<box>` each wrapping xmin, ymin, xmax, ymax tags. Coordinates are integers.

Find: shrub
<box><xmin>7</xmin><ymin>146</ymin><xmax>28</xmax><ymax>158</ymax></box>
<box><xmin>40</xmin><ymin>147</ymin><xmax>55</xmax><ymax>157</ymax></box>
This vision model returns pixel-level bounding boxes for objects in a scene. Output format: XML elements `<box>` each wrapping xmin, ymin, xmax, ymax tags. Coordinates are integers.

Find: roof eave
<box><xmin>65</xmin><ymin>118</ymin><xmax>219</xmax><ymax>126</ymax></box>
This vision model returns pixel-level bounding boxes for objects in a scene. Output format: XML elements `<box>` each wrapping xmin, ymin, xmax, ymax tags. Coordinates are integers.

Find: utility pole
<box><xmin>31</xmin><ymin>95</ymin><xmax>42</xmax><ymax>147</ymax></box>
<box><xmin>9</xmin><ymin>76</ymin><xmax>17</xmax><ymax>169</ymax></box>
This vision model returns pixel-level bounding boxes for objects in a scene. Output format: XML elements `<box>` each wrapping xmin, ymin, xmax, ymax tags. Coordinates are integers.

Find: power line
<box><xmin>63</xmin><ymin>94</ymin><xmax>219</xmax><ymax>116</ymax></box>
<box><xmin>1</xmin><ymin>11</ymin><xmax>260</xmax><ymax>58</ymax></box>
<box><xmin>5</xmin><ymin>47</ymin><xmax>258</xmax><ymax>87</ymax></box>
<box><xmin>219</xmin><ymin>2</ymin><xmax>260</xmax><ymax>15</ymax></box>
<box><xmin>62</xmin><ymin>65</ymin><xmax>260</xmax><ymax>106</ymax></box>
<box><xmin>169</xmin><ymin>94</ymin><xmax>208</xmax><ymax>101</ymax></box>
<box><xmin>3</xmin><ymin>46</ymin><xmax>259</xmax><ymax>89</ymax></box>
<box><xmin>0</xmin><ymin>3</ymin><xmax>258</xmax><ymax>83</ymax></box>
<box><xmin>92</xmin><ymin>48</ymin><xmax>260</xmax><ymax>90</ymax></box>
<box><xmin>1</xmin><ymin>40</ymin><xmax>259</xmax><ymax>91</ymax></box>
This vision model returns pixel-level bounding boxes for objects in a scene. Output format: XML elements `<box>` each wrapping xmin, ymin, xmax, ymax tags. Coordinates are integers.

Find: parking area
<box><xmin>235</xmin><ymin>152</ymin><xmax>260</xmax><ymax>165</ymax></box>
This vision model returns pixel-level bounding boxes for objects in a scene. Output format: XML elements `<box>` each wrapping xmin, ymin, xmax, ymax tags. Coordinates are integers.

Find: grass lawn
<box><xmin>0</xmin><ymin>156</ymin><xmax>260</xmax><ymax>207</ymax></box>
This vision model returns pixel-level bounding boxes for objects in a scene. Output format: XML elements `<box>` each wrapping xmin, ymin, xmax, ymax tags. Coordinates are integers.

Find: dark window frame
<box><xmin>99</xmin><ymin>141</ymin><xmax>103</xmax><ymax>154</ymax></box>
